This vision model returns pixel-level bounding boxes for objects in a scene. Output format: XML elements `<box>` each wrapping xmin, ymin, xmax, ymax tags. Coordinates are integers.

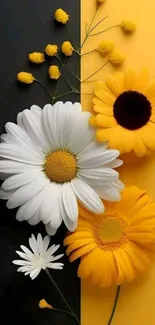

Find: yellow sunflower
<box><xmin>64</xmin><ymin>186</ymin><xmax>155</xmax><ymax>287</ymax></box>
<box><xmin>90</xmin><ymin>70</ymin><xmax>155</xmax><ymax>156</ymax></box>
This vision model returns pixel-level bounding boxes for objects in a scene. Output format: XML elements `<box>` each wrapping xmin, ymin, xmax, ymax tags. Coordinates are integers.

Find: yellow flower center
<box><xmin>44</xmin><ymin>150</ymin><xmax>77</xmax><ymax>183</ymax></box>
<box><xmin>95</xmin><ymin>217</ymin><xmax>128</xmax><ymax>250</ymax></box>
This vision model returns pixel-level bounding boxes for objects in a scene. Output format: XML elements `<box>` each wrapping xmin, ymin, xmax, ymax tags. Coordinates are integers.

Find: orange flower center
<box><xmin>44</xmin><ymin>150</ymin><xmax>77</xmax><ymax>183</ymax></box>
<box><xmin>94</xmin><ymin>217</ymin><xmax>128</xmax><ymax>250</ymax></box>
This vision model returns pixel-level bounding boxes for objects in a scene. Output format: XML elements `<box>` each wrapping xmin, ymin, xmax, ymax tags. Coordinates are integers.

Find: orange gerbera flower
<box><xmin>64</xmin><ymin>186</ymin><xmax>155</xmax><ymax>287</ymax></box>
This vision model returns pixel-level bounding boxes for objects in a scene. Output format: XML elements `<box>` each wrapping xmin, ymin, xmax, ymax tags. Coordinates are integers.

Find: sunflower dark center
<box><xmin>113</xmin><ymin>91</ymin><xmax>152</xmax><ymax>130</ymax></box>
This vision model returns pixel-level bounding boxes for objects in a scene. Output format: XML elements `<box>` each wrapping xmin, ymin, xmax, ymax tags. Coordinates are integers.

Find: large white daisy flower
<box><xmin>0</xmin><ymin>102</ymin><xmax>124</xmax><ymax>235</ymax></box>
<box><xmin>12</xmin><ymin>233</ymin><xmax>64</xmax><ymax>279</ymax></box>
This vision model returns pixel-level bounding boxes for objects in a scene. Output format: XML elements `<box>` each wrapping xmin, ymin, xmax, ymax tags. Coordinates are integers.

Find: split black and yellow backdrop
<box><xmin>1</xmin><ymin>0</ymin><xmax>155</xmax><ymax>325</ymax></box>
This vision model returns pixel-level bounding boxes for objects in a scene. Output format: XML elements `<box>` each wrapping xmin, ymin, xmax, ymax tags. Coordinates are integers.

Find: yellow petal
<box><xmin>93</xmin><ymin>80</ymin><xmax>105</xmax><ymax>89</ymax></box>
<box><xmin>66</xmin><ymin>238</ymin><xmax>95</xmax><ymax>256</ymax></box>
<box><xmin>94</xmin><ymin>87</ymin><xmax>115</xmax><ymax>106</ymax></box>
<box><xmin>134</xmin><ymin>131</ymin><xmax>146</xmax><ymax>156</ymax></box>
<box><xmin>125</xmin><ymin>242</ymin><xmax>150</xmax><ymax>272</ymax></box>
<box><xmin>64</xmin><ymin>231</ymin><xmax>93</xmax><ymax>246</ymax></box>
<box><xmin>117</xmin><ymin>246</ymin><xmax>136</xmax><ymax>282</ymax></box>
<box><xmin>145</xmin><ymin>82</ymin><xmax>155</xmax><ymax>105</ymax></box>
<box><xmin>113</xmin><ymin>250</ymin><xmax>126</xmax><ymax>285</ymax></box>
<box><xmin>139</xmin><ymin>121</ymin><xmax>155</xmax><ymax>150</ymax></box>
<box><xmin>125</xmin><ymin>70</ymin><xmax>137</xmax><ymax>90</ymax></box>
<box><xmin>69</xmin><ymin>243</ymin><xmax>97</xmax><ymax>262</ymax></box>
<box><xmin>78</xmin><ymin>249</ymin><xmax>99</xmax><ymax>279</ymax></box>
<box><xmin>93</xmin><ymin>97</ymin><xmax>113</xmax><ymax>115</ymax></box>
<box><xmin>95</xmin><ymin>114</ymin><xmax>117</xmax><ymax>127</ymax></box>
<box><xmin>105</xmin><ymin>72</ymin><xmax>125</xmax><ymax>96</ymax></box>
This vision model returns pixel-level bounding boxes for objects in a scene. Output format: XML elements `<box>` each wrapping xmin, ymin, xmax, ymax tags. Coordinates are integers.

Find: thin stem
<box><xmin>89</xmin><ymin>15</ymin><xmax>108</xmax><ymax>35</ymax></box>
<box><xmin>90</xmin><ymin>24</ymin><xmax>119</xmax><ymax>36</ymax></box>
<box><xmin>65</xmin><ymin>25</ymin><xmax>78</xmax><ymax>51</ymax></box>
<box><xmin>53</xmin><ymin>307</ymin><xmax>73</xmax><ymax>317</ymax></box>
<box><xmin>45</xmin><ymin>270</ymin><xmax>80</xmax><ymax>324</ymax></box>
<box><xmin>82</xmin><ymin>61</ymin><xmax>108</xmax><ymax>82</ymax></box>
<box><xmin>55</xmin><ymin>90</ymin><xmax>74</xmax><ymax>99</ymax></box>
<box><xmin>80</xmin><ymin>8</ymin><xmax>98</xmax><ymax>48</ymax></box>
<box><xmin>81</xmin><ymin>48</ymin><xmax>96</xmax><ymax>56</ymax></box>
<box><xmin>62</xmin><ymin>73</ymin><xmax>74</xmax><ymax>90</ymax></box>
<box><xmin>55</xmin><ymin>55</ymin><xmax>63</xmax><ymax>65</ymax></box>
<box><xmin>107</xmin><ymin>286</ymin><xmax>120</xmax><ymax>325</ymax></box>
<box><xmin>35</xmin><ymin>80</ymin><xmax>53</xmax><ymax>100</ymax></box>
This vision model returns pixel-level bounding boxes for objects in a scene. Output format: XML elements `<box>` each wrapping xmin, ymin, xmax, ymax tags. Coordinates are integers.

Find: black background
<box><xmin>0</xmin><ymin>1</ymin><xmax>80</xmax><ymax>324</ymax></box>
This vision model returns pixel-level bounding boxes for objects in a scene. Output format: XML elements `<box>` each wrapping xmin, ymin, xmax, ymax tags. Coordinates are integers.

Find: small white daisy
<box><xmin>12</xmin><ymin>233</ymin><xmax>64</xmax><ymax>279</ymax></box>
<box><xmin>0</xmin><ymin>102</ymin><xmax>124</xmax><ymax>235</ymax></box>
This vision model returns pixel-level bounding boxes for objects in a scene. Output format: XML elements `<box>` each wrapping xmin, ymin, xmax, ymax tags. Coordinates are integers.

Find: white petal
<box><xmin>61</xmin><ymin>183</ymin><xmax>78</xmax><ymax>221</ymax></box>
<box><xmin>71</xmin><ymin>178</ymin><xmax>104</xmax><ymax>213</ymax></box>
<box><xmin>77</xmin><ymin>167</ymin><xmax>118</xmax><ymax>185</ymax></box>
<box><xmin>28</xmin><ymin>209</ymin><xmax>41</xmax><ymax>225</ymax></box>
<box><xmin>2</xmin><ymin>171</ymin><xmax>44</xmax><ymax>191</ymax></box>
<box><xmin>37</xmin><ymin>233</ymin><xmax>44</xmax><ymax>253</ymax></box>
<box><xmin>5</xmin><ymin>122</ymin><xmax>43</xmax><ymax>156</ymax></box>
<box><xmin>45</xmin><ymin>224</ymin><xmax>57</xmax><ymax>236</ymax></box>
<box><xmin>61</xmin><ymin>197</ymin><xmax>78</xmax><ymax>232</ymax></box>
<box><xmin>12</xmin><ymin>260</ymin><xmax>31</xmax><ymax>266</ymax></box>
<box><xmin>41</xmin><ymin>183</ymin><xmax>62</xmax><ymax>229</ymax></box>
<box><xmin>20</xmin><ymin>245</ymin><xmax>33</xmax><ymax>257</ymax></box>
<box><xmin>93</xmin><ymin>185</ymin><xmax>121</xmax><ymax>201</ymax></box>
<box><xmin>42</xmin><ymin>103</ymin><xmax>61</xmax><ymax>150</ymax></box>
<box><xmin>0</xmin><ymin>160</ymin><xmax>42</xmax><ymax>174</ymax></box>
<box><xmin>104</xmin><ymin>159</ymin><xmax>123</xmax><ymax>169</ymax></box>
<box><xmin>30</xmin><ymin>268</ymin><xmax>41</xmax><ymax>279</ymax></box>
<box><xmin>43</xmin><ymin>236</ymin><xmax>50</xmax><ymax>251</ymax></box>
<box><xmin>16</xmin><ymin>189</ymin><xmax>45</xmax><ymax>222</ymax></box>
<box><xmin>73</xmin><ymin>102</ymin><xmax>82</xmax><ymax>112</ymax></box>
<box><xmin>46</xmin><ymin>244</ymin><xmax>60</xmax><ymax>256</ymax></box>
<box><xmin>15</xmin><ymin>251</ymin><xmax>30</xmax><ymax>261</ymax></box>
<box><xmin>7</xmin><ymin>175</ymin><xmax>49</xmax><ymax>209</ymax></box>
<box><xmin>47</xmin><ymin>263</ymin><xmax>64</xmax><ymax>270</ymax></box>
<box><xmin>68</xmin><ymin>111</ymin><xmax>95</xmax><ymax>154</ymax></box>
<box><xmin>114</xmin><ymin>179</ymin><xmax>125</xmax><ymax>190</ymax></box>
<box><xmin>30</xmin><ymin>105</ymin><xmax>42</xmax><ymax>115</ymax></box>
<box><xmin>29</xmin><ymin>234</ymin><xmax>38</xmax><ymax>254</ymax></box>
<box><xmin>77</xmin><ymin>141</ymin><xmax>118</xmax><ymax>168</ymax></box>
<box><xmin>50</xmin><ymin>254</ymin><xmax>64</xmax><ymax>262</ymax></box>
<box><xmin>0</xmin><ymin>143</ymin><xmax>43</xmax><ymax>165</ymax></box>
<box><xmin>18</xmin><ymin>109</ymin><xmax>51</xmax><ymax>152</ymax></box>
<box><xmin>0</xmin><ymin>189</ymin><xmax>14</xmax><ymax>200</ymax></box>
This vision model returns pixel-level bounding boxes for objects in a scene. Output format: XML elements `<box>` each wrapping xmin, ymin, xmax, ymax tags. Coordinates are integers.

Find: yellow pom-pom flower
<box><xmin>121</xmin><ymin>20</ymin><xmax>136</xmax><ymax>33</ymax></box>
<box><xmin>108</xmin><ymin>51</ymin><xmax>125</xmax><ymax>66</ymax></box>
<box><xmin>64</xmin><ymin>186</ymin><xmax>155</xmax><ymax>287</ymax></box>
<box><xmin>61</xmin><ymin>41</ymin><xmax>73</xmax><ymax>56</ymax></box>
<box><xmin>48</xmin><ymin>65</ymin><xmax>61</xmax><ymax>80</ymax></box>
<box><xmin>54</xmin><ymin>8</ymin><xmax>69</xmax><ymax>24</ymax></box>
<box><xmin>29</xmin><ymin>52</ymin><xmax>45</xmax><ymax>64</ymax></box>
<box><xmin>17</xmin><ymin>72</ymin><xmax>35</xmax><ymax>84</ymax></box>
<box><xmin>97</xmin><ymin>40</ymin><xmax>114</xmax><ymax>56</ymax></box>
<box><xmin>45</xmin><ymin>44</ymin><xmax>58</xmax><ymax>56</ymax></box>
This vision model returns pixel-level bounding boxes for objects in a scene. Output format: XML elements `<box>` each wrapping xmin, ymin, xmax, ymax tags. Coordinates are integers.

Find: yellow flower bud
<box><xmin>121</xmin><ymin>20</ymin><xmax>136</xmax><ymax>33</ymax></box>
<box><xmin>54</xmin><ymin>8</ymin><xmax>69</xmax><ymax>24</ymax></box>
<box><xmin>39</xmin><ymin>299</ymin><xmax>53</xmax><ymax>310</ymax></box>
<box><xmin>108</xmin><ymin>51</ymin><xmax>125</xmax><ymax>66</ymax></box>
<box><xmin>17</xmin><ymin>72</ymin><xmax>35</xmax><ymax>84</ymax></box>
<box><xmin>45</xmin><ymin>44</ymin><xmax>58</xmax><ymax>56</ymax></box>
<box><xmin>97</xmin><ymin>41</ymin><xmax>114</xmax><ymax>56</ymax></box>
<box><xmin>48</xmin><ymin>65</ymin><xmax>61</xmax><ymax>80</ymax></box>
<box><xmin>61</xmin><ymin>41</ymin><xmax>73</xmax><ymax>56</ymax></box>
<box><xmin>29</xmin><ymin>52</ymin><xmax>45</xmax><ymax>64</ymax></box>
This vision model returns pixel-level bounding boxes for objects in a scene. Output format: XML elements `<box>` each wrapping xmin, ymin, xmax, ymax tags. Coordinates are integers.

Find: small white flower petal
<box><xmin>37</xmin><ymin>233</ymin><xmax>44</xmax><ymax>253</ymax></box>
<box><xmin>47</xmin><ymin>263</ymin><xmax>64</xmax><ymax>270</ymax></box>
<box><xmin>7</xmin><ymin>176</ymin><xmax>49</xmax><ymax>209</ymax></box>
<box><xmin>46</xmin><ymin>244</ymin><xmax>60</xmax><ymax>256</ymax></box>
<box><xmin>29</xmin><ymin>234</ymin><xmax>39</xmax><ymax>254</ymax></box>
<box><xmin>71</xmin><ymin>178</ymin><xmax>104</xmax><ymax>213</ymax></box>
<box><xmin>50</xmin><ymin>254</ymin><xmax>64</xmax><ymax>262</ymax></box>
<box><xmin>12</xmin><ymin>260</ymin><xmax>31</xmax><ymax>266</ymax></box>
<box><xmin>43</xmin><ymin>236</ymin><xmax>50</xmax><ymax>251</ymax></box>
<box><xmin>20</xmin><ymin>245</ymin><xmax>33</xmax><ymax>257</ymax></box>
<box><xmin>61</xmin><ymin>183</ymin><xmax>78</xmax><ymax>222</ymax></box>
<box><xmin>15</xmin><ymin>251</ymin><xmax>31</xmax><ymax>261</ymax></box>
<box><xmin>30</xmin><ymin>268</ymin><xmax>41</xmax><ymax>280</ymax></box>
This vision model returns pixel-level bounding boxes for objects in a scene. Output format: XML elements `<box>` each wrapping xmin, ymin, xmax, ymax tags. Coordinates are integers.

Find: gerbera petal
<box><xmin>66</xmin><ymin>238</ymin><xmax>95</xmax><ymax>256</ymax></box>
<box><xmin>125</xmin><ymin>70</ymin><xmax>137</xmax><ymax>90</ymax></box>
<box><xmin>78</xmin><ymin>250</ymin><xmax>98</xmax><ymax>279</ymax></box>
<box><xmin>105</xmin><ymin>72</ymin><xmax>125</xmax><ymax>96</ymax></box>
<box><xmin>71</xmin><ymin>178</ymin><xmax>104</xmax><ymax>213</ymax></box>
<box><xmin>134</xmin><ymin>131</ymin><xmax>146</xmax><ymax>156</ymax></box>
<box><xmin>0</xmin><ymin>143</ymin><xmax>43</xmax><ymax>165</ymax></box>
<box><xmin>116</xmin><ymin>247</ymin><xmax>136</xmax><ymax>282</ymax></box>
<box><xmin>7</xmin><ymin>175</ymin><xmax>49</xmax><ymax>209</ymax></box>
<box><xmin>95</xmin><ymin>114</ymin><xmax>117</xmax><ymax>127</ymax></box>
<box><xmin>94</xmin><ymin>87</ymin><xmax>115</xmax><ymax>106</ymax></box>
<box><xmin>64</xmin><ymin>231</ymin><xmax>93</xmax><ymax>246</ymax></box>
<box><xmin>69</xmin><ymin>243</ymin><xmax>97</xmax><ymax>262</ymax></box>
<box><xmin>139</xmin><ymin>122</ymin><xmax>155</xmax><ymax>150</ymax></box>
<box><xmin>93</xmin><ymin>98</ymin><xmax>113</xmax><ymax>115</ymax></box>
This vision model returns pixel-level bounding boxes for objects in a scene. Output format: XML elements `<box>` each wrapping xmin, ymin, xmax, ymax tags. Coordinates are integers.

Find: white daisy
<box><xmin>0</xmin><ymin>102</ymin><xmax>124</xmax><ymax>235</ymax></box>
<box><xmin>12</xmin><ymin>233</ymin><xmax>64</xmax><ymax>279</ymax></box>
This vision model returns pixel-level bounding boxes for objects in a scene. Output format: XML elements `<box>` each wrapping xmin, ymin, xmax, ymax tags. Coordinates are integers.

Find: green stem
<box><xmin>80</xmin><ymin>8</ymin><xmax>98</xmax><ymax>48</ymax></box>
<box><xmin>82</xmin><ymin>61</ymin><xmax>108</xmax><ymax>82</ymax></box>
<box><xmin>65</xmin><ymin>25</ymin><xmax>78</xmax><ymax>51</ymax></box>
<box><xmin>81</xmin><ymin>48</ymin><xmax>96</xmax><ymax>56</ymax></box>
<box><xmin>107</xmin><ymin>286</ymin><xmax>120</xmax><ymax>325</ymax></box>
<box><xmin>88</xmin><ymin>15</ymin><xmax>108</xmax><ymax>35</ymax></box>
<box><xmin>90</xmin><ymin>24</ymin><xmax>119</xmax><ymax>36</ymax></box>
<box><xmin>35</xmin><ymin>80</ymin><xmax>53</xmax><ymax>100</ymax></box>
<box><xmin>45</xmin><ymin>270</ymin><xmax>80</xmax><ymax>324</ymax></box>
<box><xmin>53</xmin><ymin>307</ymin><xmax>74</xmax><ymax>317</ymax></box>
<box><xmin>55</xmin><ymin>90</ymin><xmax>74</xmax><ymax>99</ymax></box>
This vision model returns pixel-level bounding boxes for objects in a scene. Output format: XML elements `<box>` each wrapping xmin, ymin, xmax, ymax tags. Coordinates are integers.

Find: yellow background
<box><xmin>81</xmin><ymin>0</ymin><xmax>155</xmax><ymax>324</ymax></box>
